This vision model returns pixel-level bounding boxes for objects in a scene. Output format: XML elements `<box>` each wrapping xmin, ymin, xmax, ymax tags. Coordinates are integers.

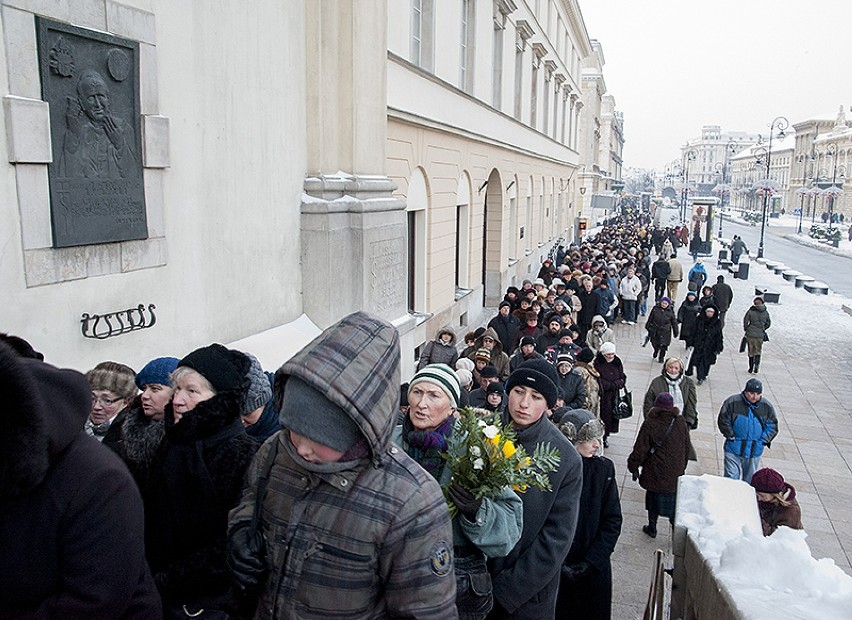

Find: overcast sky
<box><xmin>578</xmin><ymin>1</ymin><xmax>852</xmax><ymax>171</ymax></box>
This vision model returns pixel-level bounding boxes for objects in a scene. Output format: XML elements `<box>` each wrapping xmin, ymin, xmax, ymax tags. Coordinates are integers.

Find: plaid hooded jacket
<box><xmin>228</xmin><ymin>312</ymin><xmax>457</xmax><ymax>619</ymax></box>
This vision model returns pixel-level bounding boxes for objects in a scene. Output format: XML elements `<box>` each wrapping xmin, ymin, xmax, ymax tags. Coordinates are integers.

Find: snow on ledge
<box><xmin>675</xmin><ymin>475</ymin><xmax>852</xmax><ymax>619</ymax></box>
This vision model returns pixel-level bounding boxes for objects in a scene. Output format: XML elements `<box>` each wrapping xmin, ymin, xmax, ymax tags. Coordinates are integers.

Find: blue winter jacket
<box><xmin>717</xmin><ymin>393</ymin><xmax>778</xmax><ymax>459</ymax></box>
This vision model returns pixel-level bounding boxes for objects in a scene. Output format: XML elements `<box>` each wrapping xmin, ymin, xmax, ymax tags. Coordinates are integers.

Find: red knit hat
<box><xmin>750</xmin><ymin>468</ymin><xmax>786</xmax><ymax>493</ymax></box>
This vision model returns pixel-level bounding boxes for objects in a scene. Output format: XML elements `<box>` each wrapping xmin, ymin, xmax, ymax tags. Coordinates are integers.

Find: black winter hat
<box><xmin>479</xmin><ymin>365</ymin><xmax>499</xmax><ymax>379</ymax></box>
<box><xmin>486</xmin><ymin>381</ymin><xmax>504</xmax><ymax>395</ymax></box>
<box><xmin>179</xmin><ymin>343</ymin><xmax>249</xmax><ymax>393</ymax></box>
<box><xmin>577</xmin><ymin>347</ymin><xmax>595</xmax><ymax>364</ymax></box>
<box><xmin>744</xmin><ymin>378</ymin><xmax>763</xmax><ymax>394</ymax></box>
<box><xmin>519</xmin><ymin>336</ymin><xmax>537</xmax><ymax>348</ymax></box>
<box><xmin>505</xmin><ymin>358</ymin><xmax>559</xmax><ymax>408</ymax></box>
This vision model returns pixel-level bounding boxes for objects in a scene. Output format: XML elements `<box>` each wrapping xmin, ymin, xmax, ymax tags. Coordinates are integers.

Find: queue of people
<box><xmin>1</xmin><ymin>212</ymin><xmax>800</xmax><ymax>620</ymax></box>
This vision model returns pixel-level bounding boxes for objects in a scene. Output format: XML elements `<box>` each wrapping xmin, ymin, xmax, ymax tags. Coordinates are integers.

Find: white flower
<box><xmin>482</xmin><ymin>425</ymin><xmax>499</xmax><ymax>439</ymax></box>
<box><xmin>470</xmin><ymin>446</ymin><xmax>481</xmax><ymax>457</ymax></box>
<box><xmin>477</xmin><ymin>420</ymin><xmax>487</xmax><ymax>427</ymax></box>
<box><xmin>473</xmin><ymin>458</ymin><xmax>485</xmax><ymax>470</ymax></box>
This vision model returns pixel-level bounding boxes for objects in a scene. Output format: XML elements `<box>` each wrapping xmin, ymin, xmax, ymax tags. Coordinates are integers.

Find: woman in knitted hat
<box><xmin>627</xmin><ymin>392</ymin><xmax>692</xmax><ymax>539</ymax></box>
<box><xmin>393</xmin><ymin>364</ymin><xmax>522</xmax><ymax>619</ymax></box>
<box><xmin>555</xmin><ymin>409</ymin><xmax>622</xmax><ymax>620</ymax></box>
<box><xmin>594</xmin><ymin>342</ymin><xmax>627</xmax><ymax>448</ymax></box>
<box><xmin>750</xmin><ymin>468</ymin><xmax>803</xmax><ymax>536</ymax></box>
<box><xmin>84</xmin><ymin>361</ymin><xmax>137</xmax><ymax>442</ymax></box>
<box><xmin>103</xmin><ymin>356</ymin><xmax>179</xmax><ymax>490</ymax></box>
<box><xmin>145</xmin><ymin>343</ymin><xmax>258</xmax><ymax>618</ymax></box>
<box><xmin>489</xmin><ymin>359</ymin><xmax>583</xmax><ymax>618</ymax></box>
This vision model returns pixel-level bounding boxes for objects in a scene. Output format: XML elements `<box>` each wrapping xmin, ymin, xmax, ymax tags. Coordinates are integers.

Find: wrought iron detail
<box><xmin>81</xmin><ymin>303</ymin><xmax>156</xmax><ymax>339</ymax></box>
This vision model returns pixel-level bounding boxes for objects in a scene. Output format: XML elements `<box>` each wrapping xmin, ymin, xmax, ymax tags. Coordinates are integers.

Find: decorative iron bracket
<box><xmin>81</xmin><ymin>304</ymin><xmax>157</xmax><ymax>340</ymax></box>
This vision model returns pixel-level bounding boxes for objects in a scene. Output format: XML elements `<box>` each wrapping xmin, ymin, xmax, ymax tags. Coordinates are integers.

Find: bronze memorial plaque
<box><xmin>36</xmin><ymin>18</ymin><xmax>147</xmax><ymax>248</ymax></box>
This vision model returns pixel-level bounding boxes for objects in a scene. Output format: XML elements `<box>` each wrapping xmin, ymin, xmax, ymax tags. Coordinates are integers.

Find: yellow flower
<box><xmin>502</xmin><ymin>441</ymin><xmax>517</xmax><ymax>459</ymax></box>
<box><xmin>512</xmin><ymin>483</ymin><xmax>529</xmax><ymax>492</ymax></box>
<box><xmin>516</xmin><ymin>456</ymin><xmax>531</xmax><ymax>470</ymax></box>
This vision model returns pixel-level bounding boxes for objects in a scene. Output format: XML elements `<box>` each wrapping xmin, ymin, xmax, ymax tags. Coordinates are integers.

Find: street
<box><xmin>718</xmin><ymin>216</ymin><xmax>852</xmax><ymax>297</ymax></box>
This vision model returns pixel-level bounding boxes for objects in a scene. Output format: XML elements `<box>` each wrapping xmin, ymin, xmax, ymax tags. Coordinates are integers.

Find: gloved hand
<box><xmin>448</xmin><ymin>483</ymin><xmax>482</xmax><ymax>519</ymax></box>
<box><xmin>227</xmin><ymin>525</ymin><xmax>268</xmax><ymax>594</ymax></box>
<box><xmin>561</xmin><ymin>560</ymin><xmax>593</xmax><ymax>582</ymax></box>
<box><xmin>631</xmin><ymin>470</ymin><xmax>640</xmax><ymax>482</ymax></box>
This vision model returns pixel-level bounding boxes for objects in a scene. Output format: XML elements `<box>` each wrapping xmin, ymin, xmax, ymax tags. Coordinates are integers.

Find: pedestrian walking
<box><xmin>555</xmin><ymin>410</ymin><xmax>622</xmax><ymax>620</ymax></box>
<box><xmin>676</xmin><ymin>291</ymin><xmax>701</xmax><ymax>349</ymax></box>
<box><xmin>686</xmin><ymin>259</ymin><xmax>707</xmax><ymax>292</ymax></box>
<box><xmin>743</xmin><ymin>296</ymin><xmax>771</xmax><ymax>374</ymax></box>
<box><xmin>711</xmin><ymin>275</ymin><xmax>734</xmax><ymax>328</ymax></box>
<box><xmin>686</xmin><ymin>305</ymin><xmax>724</xmax><ymax>385</ymax></box>
<box><xmin>666</xmin><ymin>254</ymin><xmax>684</xmax><ymax>301</ymax></box>
<box><xmin>730</xmin><ymin>236</ymin><xmax>748</xmax><ymax>264</ymax></box>
<box><xmin>645</xmin><ymin>297</ymin><xmax>679</xmax><ymax>363</ymax></box>
<box><xmin>651</xmin><ymin>254</ymin><xmax>670</xmax><ymax>302</ymax></box>
<box><xmin>627</xmin><ymin>393</ymin><xmax>692</xmax><ymax>539</ymax></box>
<box><xmin>717</xmin><ymin>378</ymin><xmax>778</xmax><ymax>483</ymax></box>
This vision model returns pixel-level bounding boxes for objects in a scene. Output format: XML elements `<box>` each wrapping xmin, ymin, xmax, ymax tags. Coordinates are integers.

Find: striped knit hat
<box><xmin>408</xmin><ymin>363</ymin><xmax>462</xmax><ymax>408</ymax></box>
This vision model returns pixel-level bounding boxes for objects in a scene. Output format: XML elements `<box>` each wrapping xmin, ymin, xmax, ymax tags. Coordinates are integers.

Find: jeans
<box><xmin>622</xmin><ymin>299</ymin><xmax>637</xmax><ymax>322</ymax></box>
<box><xmin>724</xmin><ymin>451</ymin><xmax>761</xmax><ymax>483</ymax></box>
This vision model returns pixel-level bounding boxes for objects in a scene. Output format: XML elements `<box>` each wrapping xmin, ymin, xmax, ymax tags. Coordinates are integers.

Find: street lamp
<box><xmin>681</xmin><ymin>148</ymin><xmax>697</xmax><ymax>222</ymax></box>
<box><xmin>821</xmin><ymin>143</ymin><xmax>846</xmax><ymax>235</ymax></box>
<box><xmin>795</xmin><ymin>186</ymin><xmax>808</xmax><ymax>234</ymax></box>
<box><xmin>712</xmin><ymin>161</ymin><xmax>730</xmax><ymax>237</ymax></box>
<box><xmin>752</xmin><ymin>116</ymin><xmax>789</xmax><ymax>259</ymax></box>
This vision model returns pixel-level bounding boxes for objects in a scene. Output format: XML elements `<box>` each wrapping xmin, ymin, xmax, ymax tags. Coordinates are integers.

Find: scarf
<box><xmin>665</xmin><ymin>374</ymin><xmax>685</xmax><ymax>413</ymax></box>
<box><xmin>403</xmin><ymin>414</ymin><xmax>454</xmax><ymax>480</ymax></box>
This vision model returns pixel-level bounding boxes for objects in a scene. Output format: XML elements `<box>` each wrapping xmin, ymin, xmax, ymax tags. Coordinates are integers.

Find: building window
<box><xmin>530</xmin><ymin>60</ymin><xmax>538</xmax><ymax>129</ymax></box>
<box><xmin>492</xmin><ymin>17</ymin><xmax>504</xmax><ymax>109</ymax></box>
<box><xmin>411</xmin><ymin>0</ymin><xmax>434</xmax><ymax>71</ymax></box>
<box><xmin>460</xmin><ymin>0</ymin><xmax>475</xmax><ymax>92</ymax></box>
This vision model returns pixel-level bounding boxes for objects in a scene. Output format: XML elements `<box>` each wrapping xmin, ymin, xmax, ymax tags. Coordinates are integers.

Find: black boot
<box><xmin>748</xmin><ymin>356</ymin><xmax>754</xmax><ymax>373</ymax></box>
<box><xmin>657</xmin><ymin>347</ymin><xmax>667</xmax><ymax>363</ymax></box>
<box><xmin>754</xmin><ymin>355</ymin><xmax>761</xmax><ymax>373</ymax></box>
<box><xmin>642</xmin><ymin>515</ymin><xmax>658</xmax><ymax>538</ymax></box>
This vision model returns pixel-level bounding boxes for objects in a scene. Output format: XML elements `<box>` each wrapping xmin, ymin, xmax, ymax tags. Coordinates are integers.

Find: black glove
<box><xmin>561</xmin><ymin>561</ymin><xmax>593</xmax><ymax>582</ymax></box>
<box><xmin>448</xmin><ymin>483</ymin><xmax>482</xmax><ymax>519</ymax></box>
<box><xmin>227</xmin><ymin>525</ymin><xmax>268</xmax><ymax>595</ymax></box>
<box><xmin>631</xmin><ymin>470</ymin><xmax>640</xmax><ymax>482</ymax></box>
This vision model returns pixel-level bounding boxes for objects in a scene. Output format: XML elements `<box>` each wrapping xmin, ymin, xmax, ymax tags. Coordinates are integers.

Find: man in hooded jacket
<box><xmin>227</xmin><ymin>312</ymin><xmax>457</xmax><ymax>619</ymax></box>
<box><xmin>0</xmin><ymin>342</ymin><xmax>161</xmax><ymax>619</ymax></box>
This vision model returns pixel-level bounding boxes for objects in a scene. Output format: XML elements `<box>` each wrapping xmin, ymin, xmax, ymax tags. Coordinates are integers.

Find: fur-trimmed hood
<box><xmin>0</xmin><ymin>343</ymin><xmax>91</xmax><ymax>499</ymax></box>
<box><xmin>164</xmin><ymin>388</ymin><xmax>244</xmax><ymax>443</ymax></box>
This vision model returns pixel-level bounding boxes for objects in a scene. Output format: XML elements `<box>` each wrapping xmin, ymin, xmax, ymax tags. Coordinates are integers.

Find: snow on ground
<box><xmin>678</xmin><ymin>475</ymin><xmax>852</xmax><ymax>620</ymax></box>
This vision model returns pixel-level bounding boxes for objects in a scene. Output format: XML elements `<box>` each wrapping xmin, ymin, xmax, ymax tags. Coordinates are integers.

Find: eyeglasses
<box><xmin>92</xmin><ymin>394</ymin><xmax>124</xmax><ymax>407</ymax></box>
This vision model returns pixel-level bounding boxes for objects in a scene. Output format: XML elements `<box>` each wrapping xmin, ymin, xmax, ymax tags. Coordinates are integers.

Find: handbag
<box><xmin>739</xmin><ymin>336</ymin><xmax>747</xmax><ymax>353</ymax></box>
<box><xmin>615</xmin><ymin>387</ymin><xmax>633</xmax><ymax>420</ymax></box>
<box><xmin>763</xmin><ymin>332</ymin><xmax>769</xmax><ymax>342</ymax></box>
<box><xmin>454</xmin><ymin>546</ymin><xmax>493</xmax><ymax>619</ymax></box>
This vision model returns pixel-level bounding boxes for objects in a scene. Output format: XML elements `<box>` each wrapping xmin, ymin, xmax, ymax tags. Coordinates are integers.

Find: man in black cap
<box><xmin>717</xmin><ymin>378</ymin><xmax>778</xmax><ymax>483</ymax></box>
<box><xmin>509</xmin><ymin>336</ymin><xmax>543</xmax><ymax>372</ymax></box>
<box><xmin>469</xmin><ymin>364</ymin><xmax>500</xmax><ymax>408</ymax></box>
<box><xmin>489</xmin><ymin>359</ymin><xmax>583</xmax><ymax>619</ymax></box>
<box><xmin>535</xmin><ymin>315</ymin><xmax>564</xmax><ymax>354</ymax></box>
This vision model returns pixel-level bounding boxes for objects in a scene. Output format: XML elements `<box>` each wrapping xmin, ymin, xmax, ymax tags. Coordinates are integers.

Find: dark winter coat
<box><xmin>229</xmin><ymin>312</ymin><xmax>457</xmax><ymax>619</ymax></box>
<box><xmin>488</xmin><ymin>313</ymin><xmax>521</xmax><ymax>356</ymax></box>
<box><xmin>556</xmin><ymin>456</ymin><xmax>622</xmax><ymax>620</ymax></box>
<box><xmin>743</xmin><ymin>303</ymin><xmax>771</xmax><ymax>339</ymax></box>
<box><xmin>535</xmin><ymin>329</ymin><xmax>563</xmax><ymax>354</ymax></box>
<box><xmin>758</xmin><ymin>493</ymin><xmax>803</xmax><ymax>536</ymax></box>
<box><xmin>490</xmin><ymin>411</ymin><xmax>583</xmax><ymax>619</ymax></box>
<box><xmin>417</xmin><ymin>326</ymin><xmax>459</xmax><ymax>370</ymax></box>
<box><xmin>711</xmin><ymin>281</ymin><xmax>734</xmax><ymax>312</ymax></box>
<box><xmin>627</xmin><ymin>407</ymin><xmax>692</xmax><ymax>494</ymax></box>
<box><xmin>594</xmin><ymin>353</ymin><xmax>627</xmax><ymax>436</ymax></box>
<box><xmin>104</xmin><ymin>397</ymin><xmax>167</xmax><ymax>502</ymax></box>
<box><xmin>556</xmin><ymin>369</ymin><xmax>587</xmax><ymax>410</ymax></box>
<box><xmin>677</xmin><ymin>297</ymin><xmax>702</xmax><ymax>346</ymax></box>
<box><xmin>509</xmin><ymin>349</ymin><xmax>544</xmax><ymax>372</ymax></box>
<box><xmin>145</xmin><ymin>386</ymin><xmax>259</xmax><ymax>613</ymax></box>
<box><xmin>0</xmin><ymin>344</ymin><xmax>161</xmax><ymax>619</ymax></box>
<box><xmin>511</xmin><ymin>324</ymin><xmax>545</xmax><ymax>353</ymax></box>
<box><xmin>689</xmin><ymin>311</ymin><xmax>724</xmax><ymax>367</ymax></box>
<box><xmin>651</xmin><ymin>258</ymin><xmax>671</xmax><ymax>282</ymax></box>
<box><xmin>646</xmin><ymin>303</ymin><xmax>679</xmax><ymax>348</ymax></box>
<box><xmin>644</xmin><ymin>372</ymin><xmax>698</xmax><ymax>431</ymax></box>
<box><xmin>576</xmin><ymin>288</ymin><xmax>599</xmax><ymax>329</ymax></box>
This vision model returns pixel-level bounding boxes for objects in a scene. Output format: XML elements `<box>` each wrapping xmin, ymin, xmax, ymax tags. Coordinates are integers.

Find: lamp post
<box><xmin>822</xmin><ymin>143</ymin><xmax>846</xmax><ymax>235</ymax></box>
<box><xmin>681</xmin><ymin>148</ymin><xmax>697</xmax><ymax>223</ymax></box>
<box><xmin>713</xmin><ymin>161</ymin><xmax>728</xmax><ymax>237</ymax></box>
<box><xmin>795</xmin><ymin>186</ymin><xmax>808</xmax><ymax>234</ymax></box>
<box><xmin>752</xmin><ymin>116</ymin><xmax>789</xmax><ymax>258</ymax></box>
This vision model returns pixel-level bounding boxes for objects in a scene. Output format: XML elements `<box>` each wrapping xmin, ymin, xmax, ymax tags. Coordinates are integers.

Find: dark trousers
<box><xmin>622</xmin><ymin>299</ymin><xmax>638</xmax><ymax>322</ymax></box>
<box><xmin>653</xmin><ymin>279</ymin><xmax>667</xmax><ymax>301</ymax></box>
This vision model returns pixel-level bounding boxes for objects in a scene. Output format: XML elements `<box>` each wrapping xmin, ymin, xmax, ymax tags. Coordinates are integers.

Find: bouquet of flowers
<box><xmin>443</xmin><ymin>407</ymin><xmax>561</xmax><ymax>518</ymax></box>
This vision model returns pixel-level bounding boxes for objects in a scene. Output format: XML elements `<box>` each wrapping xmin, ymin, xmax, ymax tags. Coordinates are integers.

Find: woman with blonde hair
<box><xmin>749</xmin><ymin>468</ymin><xmax>803</xmax><ymax>536</ymax></box>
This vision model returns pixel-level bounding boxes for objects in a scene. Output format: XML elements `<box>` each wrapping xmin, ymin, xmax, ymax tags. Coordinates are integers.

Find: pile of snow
<box><xmin>677</xmin><ymin>475</ymin><xmax>852</xmax><ymax>619</ymax></box>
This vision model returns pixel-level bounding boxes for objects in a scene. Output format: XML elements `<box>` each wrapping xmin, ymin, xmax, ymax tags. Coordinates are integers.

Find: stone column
<box><xmin>301</xmin><ymin>1</ymin><xmax>413</xmax><ymax>331</ymax></box>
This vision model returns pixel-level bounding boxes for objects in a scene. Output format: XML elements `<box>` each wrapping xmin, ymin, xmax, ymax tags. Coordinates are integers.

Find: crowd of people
<box><xmin>1</xmin><ymin>215</ymin><xmax>802</xmax><ymax>620</ymax></box>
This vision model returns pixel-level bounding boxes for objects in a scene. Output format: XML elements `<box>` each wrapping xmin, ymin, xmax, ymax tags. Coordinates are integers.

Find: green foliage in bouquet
<box><xmin>442</xmin><ymin>407</ymin><xmax>561</xmax><ymax>518</ymax></box>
